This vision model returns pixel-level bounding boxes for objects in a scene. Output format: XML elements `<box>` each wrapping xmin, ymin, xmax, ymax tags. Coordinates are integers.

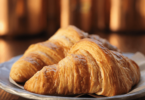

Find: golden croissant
<box><xmin>10</xmin><ymin>25</ymin><xmax>88</xmax><ymax>83</ymax></box>
<box><xmin>10</xmin><ymin>25</ymin><xmax>119</xmax><ymax>83</ymax></box>
<box><xmin>24</xmin><ymin>38</ymin><xmax>140</xmax><ymax>97</ymax></box>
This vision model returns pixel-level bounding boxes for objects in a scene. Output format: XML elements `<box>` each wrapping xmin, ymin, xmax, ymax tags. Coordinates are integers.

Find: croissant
<box><xmin>10</xmin><ymin>25</ymin><xmax>88</xmax><ymax>83</ymax></box>
<box><xmin>24</xmin><ymin>38</ymin><xmax>140</xmax><ymax>96</ymax></box>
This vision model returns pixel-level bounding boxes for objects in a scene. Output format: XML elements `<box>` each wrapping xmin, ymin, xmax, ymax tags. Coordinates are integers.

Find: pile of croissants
<box><xmin>10</xmin><ymin>25</ymin><xmax>140</xmax><ymax>97</ymax></box>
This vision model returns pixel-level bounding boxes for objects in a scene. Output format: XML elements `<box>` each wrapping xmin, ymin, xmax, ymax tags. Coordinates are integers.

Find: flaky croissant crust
<box><xmin>24</xmin><ymin>38</ymin><xmax>140</xmax><ymax>97</ymax></box>
<box><xmin>10</xmin><ymin>25</ymin><xmax>88</xmax><ymax>83</ymax></box>
<box><xmin>10</xmin><ymin>25</ymin><xmax>120</xmax><ymax>83</ymax></box>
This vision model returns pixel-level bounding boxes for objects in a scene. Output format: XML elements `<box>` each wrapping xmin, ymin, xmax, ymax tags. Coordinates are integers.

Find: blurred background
<box><xmin>0</xmin><ymin>0</ymin><xmax>145</xmax><ymax>63</ymax></box>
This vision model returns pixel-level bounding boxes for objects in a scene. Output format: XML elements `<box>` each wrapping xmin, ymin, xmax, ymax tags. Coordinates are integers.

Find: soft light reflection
<box><xmin>0</xmin><ymin>0</ymin><xmax>8</xmax><ymax>35</ymax></box>
<box><xmin>27</xmin><ymin>0</ymin><xmax>41</xmax><ymax>15</ymax></box>
<box><xmin>110</xmin><ymin>0</ymin><xmax>121</xmax><ymax>31</ymax></box>
<box><xmin>61</xmin><ymin>0</ymin><xmax>70</xmax><ymax>28</ymax></box>
<box><xmin>0</xmin><ymin>39</ymin><xmax>11</xmax><ymax>63</ymax></box>
<box><xmin>109</xmin><ymin>33</ymin><xmax>119</xmax><ymax>48</ymax></box>
<box><xmin>27</xmin><ymin>0</ymin><xmax>42</xmax><ymax>33</ymax></box>
<box><xmin>80</xmin><ymin>0</ymin><xmax>91</xmax><ymax>32</ymax></box>
<box><xmin>137</xmin><ymin>0</ymin><xmax>145</xmax><ymax>17</ymax></box>
<box><xmin>136</xmin><ymin>0</ymin><xmax>145</xmax><ymax>28</ymax></box>
<box><xmin>0</xmin><ymin>22</ymin><xmax>5</xmax><ymax>33</ymax></box>
<box><xmin>16</xmin><ymin>0</ymin><xmax>24</xmax><ymax>17</ymax></box>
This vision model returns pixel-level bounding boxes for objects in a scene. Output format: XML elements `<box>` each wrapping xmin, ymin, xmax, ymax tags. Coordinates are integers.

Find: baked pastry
<box><xmin>10</xmin><ymin>25</ymin><xmax>88</xmax><ymax>83</ymax></box>
<box><xmin>10</xmin><ymin>25</ymin><xmax>120</xmax><ymax>83</ymax></box>
<box><xmin>24</xmin><ymin>38</ymin><xmax>140</xmax><ymax>96</ymax></box>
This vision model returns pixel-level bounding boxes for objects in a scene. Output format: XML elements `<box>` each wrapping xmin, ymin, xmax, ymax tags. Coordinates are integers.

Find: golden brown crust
<box><xmin>10</xmin><ymin>25</ymin><xmax>88</xmax><ymax>83</ymax></box>
<box><xmin>10</xmin><ymin>26</ymin><xmax>121</xmax><ymax>83</ymax></box>
<box><xmin>89</xmin><ymin>35</ymin><xmax>121</xmax><ymax>52</ymax></box>
<box><xmin>24</xmin><ymin>38</ymin><xmax>140</xmax><ymax>96</ymax></box>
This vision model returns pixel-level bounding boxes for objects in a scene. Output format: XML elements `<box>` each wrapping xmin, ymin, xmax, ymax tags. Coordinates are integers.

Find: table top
<box><xmin>0</xmin><ymin>33</ymin><xmax>145</xmax><ymax>100</ymax></box>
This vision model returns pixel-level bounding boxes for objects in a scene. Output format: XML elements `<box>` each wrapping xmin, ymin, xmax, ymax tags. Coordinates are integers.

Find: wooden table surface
<box><xmin>0</xmin><ymin>33</ymin><xmax>145</xmax><ymax>100</ymax></box>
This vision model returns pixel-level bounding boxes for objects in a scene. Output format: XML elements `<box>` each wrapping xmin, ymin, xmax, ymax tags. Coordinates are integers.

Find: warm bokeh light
<box><xmin>80</xmin><ymin>0</ymin><xmax>91</xmax><ymax>32</ymax></box>
<box><xmin>0</xmin><ymin>22</ymin><xmax>5</xmax><ymax>33</ymax></box>
<box><xmin>0</xmin><ymin>0</ymin><xmax>8</xmax><ymax>35</ymax></box>
<box><xmin>27</xmin><ymin>0</ymin><xmax>42</xmax><ymax>33</ymax></box>
<box><xmin>0</xmin><ymin>39</ymin><xmax>11</xmax><ymax>62</ymax></box>
<box><xmin>109</xmin><ymin>33</ymin><xmax>119</xmax><ymax>48</ymax></box>
<box><xmin>110</xmin><ymin>0</ymin><xmax>121</xmax><ymax>31</ymax></box>
<box><xmin>27</xmin><ymin>0</ymin><xmax>41</xmax><ymax>15</ymax></box>
<box><xmin>61</xmin><ymin>0</ymin><xmax>70</xmax><ymax>28</ymax></box>
<box><xmin>16</xmin><ymin>0</ymin><xmax>24</xmax><ymax>17</ymax></box>
<box><xmin>137</xmin><ymin>0</ymin><xmax>145</xmax><ymax>17</ymax></box>
<box><xmin>136</xmin><ymin>0</ymin><xmax>145</xmax><ymax>28</ymax></box>
<box><xmin>0</xmin><ymin>0</ymin><xmax>145</xmax><ymax>36</ymax></box>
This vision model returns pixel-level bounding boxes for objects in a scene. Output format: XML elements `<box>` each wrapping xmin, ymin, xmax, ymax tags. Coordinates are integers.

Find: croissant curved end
<box><xmin>24</xmin><ymin>38</ymin><xmax>140</xmax><ymax>96</ymax></box>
